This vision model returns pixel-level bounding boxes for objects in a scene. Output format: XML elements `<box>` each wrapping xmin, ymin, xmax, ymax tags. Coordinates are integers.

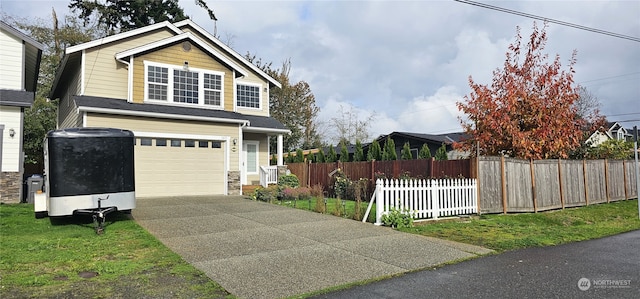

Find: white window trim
<box><xmin>235</xmin><ymin>80</ymin><xmax>263</xmax><ymax>110</ymax></box>
<box><xmin>143</xmin><ymin>60</ymin><xmax>225</xmax><ymax>109</ymax></box>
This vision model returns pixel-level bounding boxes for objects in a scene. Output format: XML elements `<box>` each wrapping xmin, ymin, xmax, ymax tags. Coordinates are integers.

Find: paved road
<box><xmin>133</xmin><ymin>196</ymin><xmax>492</xmax><ymax>299</ymax></box>
<box><xmin>312</xmin><ymin>230</ymin><xmax>640</xmax><ymax>299</ymax></box>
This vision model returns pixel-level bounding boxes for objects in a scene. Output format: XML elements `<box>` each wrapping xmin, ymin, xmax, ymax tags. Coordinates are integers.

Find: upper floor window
<box><xmin>237</xmin><ymin>83</ymin><xmax>261</xmax><ymax>109</ymax></box>
<box><xmin>144</xmin><ymin>61</ymin><xmax>223</xmax><ymax>108</ymax></box>
<box><xmin>617</xmin><ymin>130</ymin><xmax>624</xmax><ymax>140</ymax></box>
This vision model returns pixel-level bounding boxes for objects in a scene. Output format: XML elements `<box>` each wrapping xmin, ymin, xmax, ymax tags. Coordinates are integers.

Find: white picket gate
<box><xmin>363</xmin><ymin>178</ymin><xmax>478</xmax><ymax>225</ymax></box>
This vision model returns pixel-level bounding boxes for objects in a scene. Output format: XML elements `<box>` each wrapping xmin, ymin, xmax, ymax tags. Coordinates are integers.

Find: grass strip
<box><xmin>0</xmin><ymin>203</ymin><xmax>233</xmax><ymax>299</ymax></box>
<box><xmin>400</xmin><ymin>199</ymin><xmax>640</xmax><ymax>252</ymax></box>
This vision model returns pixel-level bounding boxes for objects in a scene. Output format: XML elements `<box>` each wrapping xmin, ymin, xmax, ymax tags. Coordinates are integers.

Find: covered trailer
<box><xmin>35</xmin><ymin>128</ymin><xmax>135</xmax><ymax>225</ymax></box>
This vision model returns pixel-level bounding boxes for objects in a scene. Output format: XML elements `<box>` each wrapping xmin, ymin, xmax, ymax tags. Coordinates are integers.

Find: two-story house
<box><xmin>49</xmin><ymin>20</ymin><xmax>288</xmax><ymax>197</ymax></box>
<box><xmin>0</xmin><ymin>21</ymin><xmax>43</xmax><ymax>203</ymax></box>
<box><xmin>586</xmin><ymin>121</ymin><xmax>633</xmax><ymax>147</ymax></box>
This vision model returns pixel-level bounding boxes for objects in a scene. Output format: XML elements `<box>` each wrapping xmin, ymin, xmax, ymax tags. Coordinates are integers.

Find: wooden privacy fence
<box><xmin>478</xmin><ymin>157</ymin><xmax>639</xmax><ymax>214</ymax></box>
<box><xmin>363</xmin><ymin>178</ymin><xmax>478</xmax><ymax>225</ymax></box>
<box><xmin>286</xmin><ymin>159</ymin><xmax>474</xmax><ymax>198</ymax></box>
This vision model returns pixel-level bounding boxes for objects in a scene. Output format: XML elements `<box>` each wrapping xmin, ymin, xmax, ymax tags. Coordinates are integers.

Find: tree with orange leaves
<box><xmin>457</xmin><ymin>22</ymin><xmax>602</xmax><ymax>160</ymax></box>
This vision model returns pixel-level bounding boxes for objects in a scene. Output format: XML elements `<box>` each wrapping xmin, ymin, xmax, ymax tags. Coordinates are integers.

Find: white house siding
<box><xmin>0</xmin><ymin>106</ymin><xmax>21</xmax><ymax>172</ymax></box>
<box><xmin>82</xmin><ymin>29</ymin><xmax>174</xmax><ymax>100</ymax></box>
<box><xmin>0</xmin><ymin>29</ymin><xmax>23</xmax><ymax>90</ymax></box>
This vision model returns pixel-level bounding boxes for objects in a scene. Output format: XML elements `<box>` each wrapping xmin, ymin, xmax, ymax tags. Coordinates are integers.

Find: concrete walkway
<box><xmin>133</xmin><ymin>196</ymin><xmax>492</xmax><ymax>299</ymax></box>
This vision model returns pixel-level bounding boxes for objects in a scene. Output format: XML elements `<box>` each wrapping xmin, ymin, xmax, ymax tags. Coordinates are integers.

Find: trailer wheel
<box><xmin>35</xmin><ymin>212</ymin><xmax>47</xmax><ymax>219</ymax></box>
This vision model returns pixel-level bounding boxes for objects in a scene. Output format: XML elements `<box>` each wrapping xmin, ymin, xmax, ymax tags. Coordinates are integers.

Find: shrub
<box><xmin>281</xmin><ymin>187</ymin><xmax>298</xmax><ymax>201</ymax></box>
<box><xmin>381</xmin><ymin>208</ymin><xmax>414</xmax><ymax>229</ymax></box>
<box><xmin>334</xmin><ymin>175</ymin><xmax>352</xmax><ymax>200</ymax></box>
<box><xmin>401</xmin><ymin>142</ymin><xmax>413</xmax><ymax>160</ymax></box>
<box><xmin>297</xmin><ymin>187</ymin><xmax>311</xmax><ymax>201</ymax></box>
<box><xmin>353</xmin><ymin>140</ymin><xmax>364</xmax><ymax>161</ymax></box>
<box><xmin>278</xmin><ymin>174</ymin><xmax>299</xmax><ymax>188</ymax></box>
<box><xmin>310</xmin><ymin>184</ymin><xmax>326</xmax><ymax>213</ymax></box>
<box><xmin>367</xmin><ymin>139</ymin><xmax>382</xmax><ymax>161</ymax></box>
<box><xmin>254</xmin><ymin>185</ymin><xmax>280</xmax><ymax>203</ymax></box>
<box><xmin>435</xmin><ymin>143</ymin><xmax>448</xmax><ymax>161</ymax></box>
<box><xmin>418</xmin><ymin>143</ymin><xmax>432</xmax><ymax>159</ymax></box>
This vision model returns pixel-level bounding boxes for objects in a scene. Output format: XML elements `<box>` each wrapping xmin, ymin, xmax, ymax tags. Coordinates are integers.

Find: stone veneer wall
<box><xmin>277</xmin><ymin>165</ymin><xmax>289</xmax><ymax>178</ymax></box>
<box><xmin>0</xmin><ymin>172</ymin><xmax>21</xmax><ymax>203</ymax></box>
<box><xmin>227</xmin><ymin>171</ymin><xmax>241</xmax><ymax>195</ymax></box>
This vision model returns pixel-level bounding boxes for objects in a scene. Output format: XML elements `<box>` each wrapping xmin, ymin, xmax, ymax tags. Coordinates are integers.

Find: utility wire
<box><xmin>454</xmin><ymin>0</ymin><xmax>640</xmax><ymax>43</ymax></box>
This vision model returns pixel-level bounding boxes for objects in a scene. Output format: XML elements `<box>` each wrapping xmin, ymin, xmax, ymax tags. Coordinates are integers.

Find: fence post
<box><xmin>530</xmin><ymin>159</ymin><xmax>537</xmax><ymax>213</ymax></box>
<box><xmin>558</xmin><ymin>159</ymin><xmax>565</xmax><ymax>209</ymax></box>
<box><xmin>476</xmin><ymin>156</ymin><xmax>481</xmax><ymax>215</ymax></box>
<box><xmin>501</xmin><ymin>155</ymin><xmax>508</xmax><ymax>214</ymax></box>
<box><xmin>623</xmin><ymin>160</ymin><xmax>629</xmax><ymax>200</ymax></box>
<box><xmin>375</xmin><ymin>179</ymin><xmax>383</xmax><ymax>225</ymax></box>
<box><xmin>433</xmin><ymin>179</ymin><xmax>440</xmax><ymax>219</ymax></box>
<box><xmin>604</xmin><ymin>159</ymin><xmax>610</xmax><ymax>203</ymax></box>
<box><xmin>583</xmin><ymin>160</ymin><xmax>589</xmax><ymax>206</ymax></box>
<box><xmin>430</xmin><ymin>158</ymin><xmax>435</xmax><ymax>178</ymax></box>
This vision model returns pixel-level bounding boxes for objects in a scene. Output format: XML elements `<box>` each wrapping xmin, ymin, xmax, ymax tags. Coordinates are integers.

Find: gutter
<box><xmin>78</xmin><ymin>106</ymin><xmax>250</xmax><ymax>125</ymax></box>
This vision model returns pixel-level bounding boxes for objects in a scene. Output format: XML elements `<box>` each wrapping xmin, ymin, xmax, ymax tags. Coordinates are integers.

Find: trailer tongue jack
<box><xmin>75</xmin><ymin>196</ymin><xmax>117</xmax><ymax>234</ymax></box>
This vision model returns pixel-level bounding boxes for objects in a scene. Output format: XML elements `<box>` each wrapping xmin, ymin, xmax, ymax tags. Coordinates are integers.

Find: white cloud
<box><xmin>2</xmin><ymin>0</ymin><xmax>638</xmax><ymax>137</ymax></box>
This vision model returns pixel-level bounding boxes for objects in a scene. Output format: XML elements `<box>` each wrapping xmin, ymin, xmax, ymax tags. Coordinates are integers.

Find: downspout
<box><xmin>116</xmin><ymin>55</ymin><xmax>133</xmax><ymax>102</ymax></box>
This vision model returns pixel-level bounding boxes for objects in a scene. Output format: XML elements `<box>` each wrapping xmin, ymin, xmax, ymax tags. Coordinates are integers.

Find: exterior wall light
<box><xmin>9</xmin><ymin>128</ymin><xmax>15</xmax><ymax>138</ymax></box>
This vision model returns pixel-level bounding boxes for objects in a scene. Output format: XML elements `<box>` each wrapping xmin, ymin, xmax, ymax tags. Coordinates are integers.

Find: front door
<box><xmin>242</xmin><ymin>141</ymin><xmax>258</xmax><ymax>185</ymax></box>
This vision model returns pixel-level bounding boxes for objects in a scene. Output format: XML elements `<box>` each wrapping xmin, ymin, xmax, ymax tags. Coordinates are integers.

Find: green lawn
<box><xmin>400</xmin><ymin>199</ymin><xmax>640</xmax><ymax>252</ymax></box>
<box><xmin>270</xmin><ymin>196</ymin><xmax>640</xmax><ymax>252</ymax></box>
<box><xmin>0</xmin><ymin>203</ymin><xmax>233</xmax><ymax>299</ymax></box>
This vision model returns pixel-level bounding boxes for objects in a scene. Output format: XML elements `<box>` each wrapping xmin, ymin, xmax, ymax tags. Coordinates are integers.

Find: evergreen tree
<box><xmin>295</xmin><ymin>148</ymin><xmax>305</xmax><ymax>163</ymax></box>
<box><xmin>326</xmin><ymin>146</ymin><xmax>337</xmax><ymax>162</ymax></box>
<box><xmin>418</xmin><ymin>144</ymin><xmax>432</xmax><ymax>159</ymax></box>
<box><xmin>339</xmin><ymin>142</ymin><xmax>350</xmax><ymax>162</ymax></box>
<box><xmin>435</xmin><ymin>143</ymin><xmax>448</xmax><ymax>161</ymax></box>
<box><xmin>367</xmin><ymin>139</ymin><xmax>382</xmax><ymax>161</ymax></box>
<box><xmin>317</xmin><ymin>150</ymin><xmax>325</xmax><ymax>163</ymax></box>
<box><xmin>382</xmin><ymin>137</ymin><xmax>397</xmax><ymax>161</ymax></box>
<box><xmin>401</xmin><ymin>142</ymin><xmax>413</xmax><ymax>160</ymax></box>
<box><xmin>353</xmin><ymin>140</ymin><xmax>364</xmax><ymax>161</ymax></box>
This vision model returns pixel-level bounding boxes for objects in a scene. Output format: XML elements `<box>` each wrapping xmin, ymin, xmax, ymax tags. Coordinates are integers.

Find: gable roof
<box><xmin>173</xmin><ymin>19</ymin><xmax>281</xmax><ymax>88</ymax></box>
<box><xmin>115</xmin><ymin>32</ymin><xmax>248</xmax><ymax>77</ymax></box>
<box><xmin>64</xmin><ymin>21</ymin><xmax>182</xmax><ymax>54</ymax></box>
<box><xmin>0</xmin><ymin>20</ymin><xmax>44</xmax><ymax>93</ymax></box>
<box><xmin>0</xmin><ymin>20</ymin><xmax>44</xmax><ymax>50</ymax></box>
<box><xmin>74</xmin><ymin>96</ymin><xmax>288</xmax><ymax>133</ymax></box>
<box><xmin>52</xmin><ymin>20</ymin><xmax>279</xmax><ymax>99</ymax></box>
<box><xmin>376</xmin><ymin>131</ymin><xmax>468</xmax><ymax>145</ymax></box>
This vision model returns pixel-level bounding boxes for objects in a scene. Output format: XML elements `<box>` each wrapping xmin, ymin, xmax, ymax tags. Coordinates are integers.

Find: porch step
<box><xmin>242</xmin><ymin>185</ymin><xmax>262</xmax><ymax>195</ymax></box>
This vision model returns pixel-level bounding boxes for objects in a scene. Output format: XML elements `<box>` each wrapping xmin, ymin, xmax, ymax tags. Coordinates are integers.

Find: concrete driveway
<box><xmin>133</xmin><ymin>196</ymin><xmax>491</xmax><ymax>299</ymax></box>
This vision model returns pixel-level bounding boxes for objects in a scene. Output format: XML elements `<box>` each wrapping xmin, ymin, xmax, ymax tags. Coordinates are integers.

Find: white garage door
<box><xmin>134</xmin><ymin>138</ymin><xmax>225</xmax><ymax>197</ymax></box>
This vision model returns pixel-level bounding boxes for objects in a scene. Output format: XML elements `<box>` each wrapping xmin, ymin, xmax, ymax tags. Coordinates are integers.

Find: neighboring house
<box><xmin>365</xmin><ymin>131</ymin><xmax>471</xmax><ymax>160</ymax></box>
<box><xmin>0</xmin><ymin>21</ymin><xmax>43</xmax><ymax>203</ymax></box>
<box><xmin>586</xmin><ymin>122</ymin><xmax>633</xmax><ymax>147</ymax></box>
<box><xmin>49</xmin><ymin>20</ymin><xmax>289</xmax><ymax>197</ymax></box>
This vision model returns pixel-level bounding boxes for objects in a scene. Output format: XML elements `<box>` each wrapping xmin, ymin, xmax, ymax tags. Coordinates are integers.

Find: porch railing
<box><xmin>259</xmin><ymin>166</ymin><xmax>279</xmax><ymax>187</ymax></box>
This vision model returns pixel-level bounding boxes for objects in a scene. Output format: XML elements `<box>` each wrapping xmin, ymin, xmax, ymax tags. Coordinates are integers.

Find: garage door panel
<box><xmin>134</xmin><ymin>139</ymin><xmax>225</xmax><ymax>197</ymax></box>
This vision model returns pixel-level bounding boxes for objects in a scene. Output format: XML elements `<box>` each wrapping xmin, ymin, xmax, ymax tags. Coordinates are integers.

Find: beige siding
<box><xmin>85</xmin><ymin>113</ymin><xmax>240</xmax><ymax>170</ymax></box>
<box><xmin>179</xmin><ymin>28</ymin><xmax>271</xmax><ymax>117</ymax></box>
<box><xmin>0</xmin><ymin>30</ymin><xmax>23</xmax><ymax>90</ymax></box>
<box><xmin>131</xmin><ymin>43</ymin><xmax>233</xmax><ymax>110</ymax></box>
<box><xmin>0</xmin><ymin>106</ymin><xmax>22</xmax><ymax>172</ymax></box>
<box><xmin>82</xmin><ymin>29</ymin><xmax>174</xmax><ymax>99</ymax></box>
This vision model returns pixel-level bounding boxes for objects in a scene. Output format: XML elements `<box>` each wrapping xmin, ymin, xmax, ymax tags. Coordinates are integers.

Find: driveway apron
<box><xmin>133</xmin><ymin>196</ymin><xmax>491</xmax><ymax>299</ymax></box>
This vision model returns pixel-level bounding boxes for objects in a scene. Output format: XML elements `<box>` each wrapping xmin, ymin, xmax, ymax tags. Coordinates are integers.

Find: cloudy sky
<box><xmin>2</xmin><ymin>0</ymin><xmax>639</xmax><ymax>143</ymax></box>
